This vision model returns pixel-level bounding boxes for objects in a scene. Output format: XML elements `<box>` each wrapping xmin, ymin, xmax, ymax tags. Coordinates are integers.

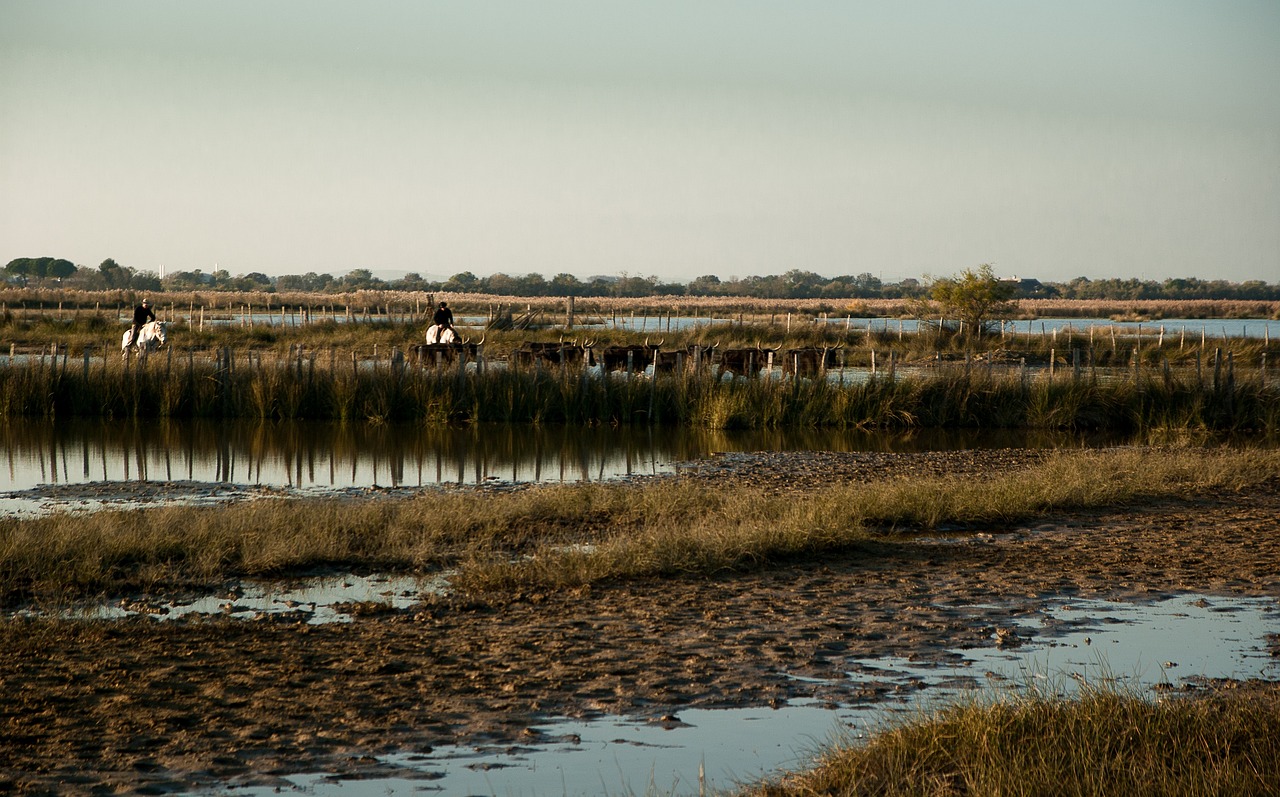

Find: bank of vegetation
<box><xmin>6</xmin><ymin>255</ymin><xmax>1280</xmax><ymax>303</ymax></box>
<box><xmin>1</xmin><ymin>323</ymin><xmax>1276</xmax><ymax>434</ymax></box>
<box><xmin>2</xmin><ymin>447</ymin><xmax>1276</xmax><ymax>605</ymax></box>
<box><xmin>2</xmin><ymin>287</ymin><xmax>1280</xmax><ymax>332</ymax></box>
<box><xmin>750</xmin><ymin>683</ymin><xmax>1280</xmax><ymax>797</ymax></box>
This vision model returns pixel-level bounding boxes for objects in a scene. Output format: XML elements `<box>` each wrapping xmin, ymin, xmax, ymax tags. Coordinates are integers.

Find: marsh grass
<box><xmin>3</xmin><ymin>447</ymin><xmax>1276</xmax><ymax>604</ymax></box>
<box><xmin>752</xmin><ymin>683</ymin><xmax>1280</xmax><ymax>797</ymax></box>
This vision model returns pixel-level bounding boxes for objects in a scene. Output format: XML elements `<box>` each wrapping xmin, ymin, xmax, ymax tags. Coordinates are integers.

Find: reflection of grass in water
<box><xmin>753</xmin><ymin>680</ymin><xmax>1280</xmax><ymax>796</ymax></box>
<box><xmin>3</xmin><ymin>447</ymin><xmax>1277</xmax><ymax>604</ymax></box>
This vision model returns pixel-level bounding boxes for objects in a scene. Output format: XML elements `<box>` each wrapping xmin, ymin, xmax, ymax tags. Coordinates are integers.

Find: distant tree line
<box><xmin>5</xmin><ymin>257</ymin><xmax>1278</xmax><ymax>301</ymax></box>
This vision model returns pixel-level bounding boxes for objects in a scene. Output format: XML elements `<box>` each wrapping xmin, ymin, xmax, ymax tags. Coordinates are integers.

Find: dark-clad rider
<box><xmin>432</xmin><ymin>301</ymin><xmax>455</xmax><ymax>339</ymax></box>
<box><xmin>128</xmin><ymin>298</ymin><xmax>156</xmax><ymax>349</ymax></box>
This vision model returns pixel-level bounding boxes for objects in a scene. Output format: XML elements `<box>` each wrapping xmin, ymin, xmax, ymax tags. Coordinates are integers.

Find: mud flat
<box><xmin>2</xmin><ymin>450</ymin><xmax>1279</xmax><ymax>794</ymax></box>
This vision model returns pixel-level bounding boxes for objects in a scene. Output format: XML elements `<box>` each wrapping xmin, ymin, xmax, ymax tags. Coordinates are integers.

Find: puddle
<box><xmin>202</xmin><ymin>594</ymin><xmax>1279</xmax><ymax>796</ymax></box>
<box><xmin>12</xmin><ymin>573</ymin><xmax>449</xmax><ymax>624</ymax></box>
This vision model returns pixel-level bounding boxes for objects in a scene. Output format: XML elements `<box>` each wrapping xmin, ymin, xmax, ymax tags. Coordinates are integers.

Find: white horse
<box><xmin>426</xmin><ymin>323</ymin><xmax>457</xmax><ymax>344</ymax></box>
<box><xmin>121</xmin><ymin>321</ymin><xmax>167</xmax><ymax>359</ymax></box>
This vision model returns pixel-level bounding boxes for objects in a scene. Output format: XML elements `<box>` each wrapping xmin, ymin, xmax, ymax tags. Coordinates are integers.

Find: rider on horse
<box><xmin>431</xmin><ymin>301</ymin><xmax>455</xmax><ymax>341</ymax></box>
<box><xmin>128</xmin><ymin>299</ymin><xmax>156</xmax><ymax>349</ymax></box>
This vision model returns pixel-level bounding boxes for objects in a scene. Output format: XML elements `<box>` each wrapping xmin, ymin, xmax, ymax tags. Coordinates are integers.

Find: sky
<box><xmin>2</xmin><ymin>1</ymin><xmax>1278</xmax><ymax>286</ymax></box>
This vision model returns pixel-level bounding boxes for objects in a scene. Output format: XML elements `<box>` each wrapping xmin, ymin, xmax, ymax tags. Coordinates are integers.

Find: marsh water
<box><xmin>1</xmin><ymin>418</ymin><xmax>1130</xmax><ymax>499</ymax></box>
<box><xmin>5</xmin><ymin>418</ymin><xmax>1276</xmax><ymax>796</ymax></box>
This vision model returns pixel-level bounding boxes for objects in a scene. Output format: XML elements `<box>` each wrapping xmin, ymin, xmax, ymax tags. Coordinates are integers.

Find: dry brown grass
<box><xmin>751</xmin><ymin>684</ymin><xmax>1280</xmax><ymax>797</ymax></box>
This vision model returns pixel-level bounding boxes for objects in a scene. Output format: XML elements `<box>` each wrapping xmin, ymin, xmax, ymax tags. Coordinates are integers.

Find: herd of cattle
<box><xmin>415</xmin><ymin>335</ymin><xmax>843</xmax><ymax>377</ymax></box>
<box><xmin>114</xmin><ymin>321</ymin><xmax>841</xmax><ymax>376</ymax></box>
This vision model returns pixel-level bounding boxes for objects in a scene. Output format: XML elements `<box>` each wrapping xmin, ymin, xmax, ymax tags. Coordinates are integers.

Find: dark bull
<box><xmin>781</xmin><ymin>347</ymin><xmax>841</xmax><ymax>376</ymax></box>
<box><xmin>514</xmin><ymin>340</ymin><xmax>595</xmax><ymax>368</ymax></box>
<box><xmin>414</xmin><ymin>340</ymin><xmax>483</xmax><ymax>368</ymax></box>
<box><xmin>717</xmin><ymin>346</ymin><xmax>779</xmax><ymax>377</ymax></box>
<box><xmin>652</xmin><ymin>344</ymin><xmax>717</xmax><ymax>374</ymax></box>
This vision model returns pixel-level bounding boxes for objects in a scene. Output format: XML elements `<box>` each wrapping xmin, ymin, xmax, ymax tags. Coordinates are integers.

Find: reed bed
<box><xmin>3</xmin><ymin>447</ymin><xmax>1275</xmax><ymax>604</ymax></box>
<box><xmin>4</xmin><ymin>287</ymin><xmax>1278</xmax><ymax>322</ymax></box>
<box><xmin>751</xmin><ymin>683</ymin><xmax>1280</xmax><ymax>797</ymax></box>
<box><xmin>5</xmin><ymin>341</ymin><xmax>1274</xmax><ymax>433</ymax></box>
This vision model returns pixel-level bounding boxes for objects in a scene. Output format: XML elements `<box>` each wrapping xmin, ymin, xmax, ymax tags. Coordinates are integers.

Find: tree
<box><xmin>550</xmin><ymin>273</ymin><xmax>583</xmax><ymax>296</ymax></box>
<box><xmin>393</xmin><ymin>272</ymin><xmax>427</xmax><ymax>290</ymax></box>
<box><xmin>130</xmin><ymin>271</ymin><xmax>162</xmax><ymax>291</ymax></box>
<box><xmin>98</xmin><ymin>258</ymin><xmax>133</xmax><ymax>289</ymax></box>
<box><xmin>48</xmin><ymin>259</ymin><xmax>77</xmax><ymax>280</ymax></box>
<box><xmin>687</xmin><ymin>275</ymin><xmax>722</xmax><ymax>296</ymax></box>
<box><xmin>443</xmin><ymin>271</ymin><xmax>480</xmax><ymax>293</ymax></box>
<box><xmin>340</xmin><ymin>269</ymin><xmax>383</xmax><ymax>290</ymax></box>
<box><xmin>930</xmin><ymin>264</ymin><xmax>1017</xmax><ymax>337</ymax></box>
<box><xmin>485</xmin><ymin>273</ymin><xmax>519</xmax><ymax>296</ymax></box>
<box><xmin>5</xmin><ymin>257</ymin><xmax>77</xmax><ymax>282</ymax></box>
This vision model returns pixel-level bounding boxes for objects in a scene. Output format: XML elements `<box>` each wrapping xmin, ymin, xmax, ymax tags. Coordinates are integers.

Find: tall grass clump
<box><xmin>2</xmin><ymin>447</ymin><xmax>1277</xmax><ymax>603</ymax></box>
<box><xmin>752</xmin><ymin>684</ymin><xmax>1280</xmax><ymax>797</ymax></box>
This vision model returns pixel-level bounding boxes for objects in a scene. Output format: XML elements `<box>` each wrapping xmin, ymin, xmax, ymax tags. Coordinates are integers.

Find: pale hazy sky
<box><xmin>2</xmin><ymin>1</ymin><xmax>1277</xmax><ymax>284</ymax></box>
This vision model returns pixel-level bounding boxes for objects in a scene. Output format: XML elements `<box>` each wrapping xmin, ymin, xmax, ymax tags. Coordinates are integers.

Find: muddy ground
<box><xmin>2</xmin><ymin>449</ymin><xmax>1279</xmax><ymax>795</ymax></box>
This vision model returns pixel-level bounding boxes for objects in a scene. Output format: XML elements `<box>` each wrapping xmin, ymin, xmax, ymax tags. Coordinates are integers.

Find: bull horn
<box><xmin>653</xmin><ymin>337</ymin><xmax>665</xmax><ymax>347</ymax></box>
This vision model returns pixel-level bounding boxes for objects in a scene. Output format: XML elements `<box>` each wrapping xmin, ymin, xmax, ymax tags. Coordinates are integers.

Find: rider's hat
<box><xmin>141</xmin><ymin>298</ymin><xmax>150</xmax><ymax>305</ymax></box>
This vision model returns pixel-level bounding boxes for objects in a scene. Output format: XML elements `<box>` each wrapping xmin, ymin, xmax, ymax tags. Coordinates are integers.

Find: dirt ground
<box><xmin>2</xmin><ymin>450</ymin><xmax>1279</xmax><ymax>795</ymax></box>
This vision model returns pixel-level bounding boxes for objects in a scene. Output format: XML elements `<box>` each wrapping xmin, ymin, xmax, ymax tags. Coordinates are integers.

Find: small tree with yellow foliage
<box><xmin>929</xmin><ymin>263</ymin><xmax>1017</xmax><ymax>338</ymax></box>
